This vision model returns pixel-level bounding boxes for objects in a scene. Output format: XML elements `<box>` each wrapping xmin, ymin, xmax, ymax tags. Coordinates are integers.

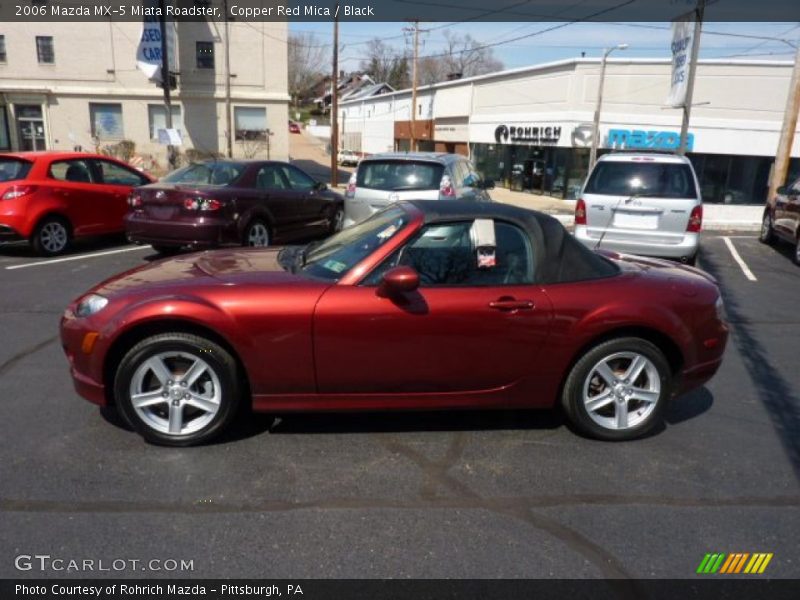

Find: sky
<box><xmin>289</xmin><ymin>21</ymin><xmax>799</xmax><ymax>73</ymax></box>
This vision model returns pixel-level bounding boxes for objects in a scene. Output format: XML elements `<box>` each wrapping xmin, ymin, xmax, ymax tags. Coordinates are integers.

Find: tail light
<box><xmin>128</xmin><ymin>192</ymin><xmax>142</xmax><ymax>208</ymax></box>
<box><xmin>687</xmin><ymin>205</ymin><xmax>703</xmax><ymax>232</ymax></box>
<box><xmin>439</xmin><ymin>174</ymin><xmax>455</xmax><ymax>197</ymax></box>
<box><xmin>2</xmin><ymin>185</ymin><xmax>37</xmax><ymax>201</ymax></box>
<box><xmin>183</xmin><ymin>197</ymin><xmax>222</xmax><ymax>211</ymax></box>
<box><xmin>574</xmin><ymin>198</ymin><xmax>587</xmax><ymax>225</ymax></box>
<box><xmin>346</xmin><ymin>172</ymin><xmax>356</xmax><ymax>197</ymax></box>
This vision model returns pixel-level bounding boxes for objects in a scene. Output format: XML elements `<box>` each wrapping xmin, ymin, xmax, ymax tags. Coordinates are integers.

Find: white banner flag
<box><xmin>666</xmin><ymin>19</ymin><xmax>693</xmax><ymax>107</ymax></box>
<box><xmin>136</xmin><ymin>2</ymin><xmax>176</xmax><ymax>84</ymax></box>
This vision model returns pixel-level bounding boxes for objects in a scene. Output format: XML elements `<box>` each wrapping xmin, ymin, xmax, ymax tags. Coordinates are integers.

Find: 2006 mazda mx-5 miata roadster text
<box><xmin>61</xmin><ymin>201</ymin><xmax>728</xmax><ymax>446</ymax></box>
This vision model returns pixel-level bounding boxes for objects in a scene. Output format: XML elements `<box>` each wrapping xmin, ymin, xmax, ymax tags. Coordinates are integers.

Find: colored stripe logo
<box><xmin>697</xmin><ymin>553</ymin><xmax>773</xmax><ymax>574</ymax></box>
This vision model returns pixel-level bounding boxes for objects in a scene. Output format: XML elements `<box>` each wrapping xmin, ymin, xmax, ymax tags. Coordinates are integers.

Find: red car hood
<box><xmin>93</xmin><ymin>248</ymin><xmax>313</xmax><ymax>297</ymax></box>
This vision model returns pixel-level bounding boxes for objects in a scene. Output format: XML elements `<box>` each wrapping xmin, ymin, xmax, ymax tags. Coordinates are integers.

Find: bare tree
<box><xmin>418</xmin><ymin>31</ymin><xmax>504</xmax><ymax>85</ymax></box>
<box><xmin>288</xmin><ymin>32</ymin><xmax>329</xmax><ymax>106</ymax></box>
<box><xmin>360</xmin><ymin>38</ymin><xmax>411</xmax><ymax>89</ymax></box>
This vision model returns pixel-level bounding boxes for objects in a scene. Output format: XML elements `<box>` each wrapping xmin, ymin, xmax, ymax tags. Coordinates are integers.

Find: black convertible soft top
<box><xmin>405</xmin><ymin>200</ymin><xmax>618</xmax><ymax>285</ymax></box>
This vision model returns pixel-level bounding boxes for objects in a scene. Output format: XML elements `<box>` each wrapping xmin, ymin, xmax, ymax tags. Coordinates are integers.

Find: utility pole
<box><xmin>768</xmin><ymin>45</ymin><xmax>800</xmax><ymax>203</ymax></box>
<box><xmin>408</xmin><ymin>20</ymin><xmax>420</xmax><ymax>152</ymax></box>
<box><xmin>330</xmin><ymin>17</ymin><xmax>339</xmax><ymax>186</ymax></box>
<box><xmin>678</xmin><ymin>0</ymin><xmax>705</xmax><ymax>156</ymax></box>
<box><xmin>158</xmin><ymin>0</ymin><xmax>176</xmax><ymax>169</ymax></box>
<box><xmin>224</xmin><ymin>0</ymin><xmax>233</xmax><ymax>158</ymax></box>
<box><xmin>589</xmin><ymin>44</ymin><xmax>628</xmax><ymax>170</ymax></box>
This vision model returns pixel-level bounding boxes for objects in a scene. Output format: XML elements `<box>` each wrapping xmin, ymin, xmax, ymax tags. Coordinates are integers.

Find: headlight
<box><xmin>75</xmin><ymin>294</ymin><xmax>109</xmax><ymax>318</ymax></box>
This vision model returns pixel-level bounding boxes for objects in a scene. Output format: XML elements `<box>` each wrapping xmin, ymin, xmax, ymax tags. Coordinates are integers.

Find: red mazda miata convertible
<box><xmin>61</xmin><ymin>201</ymin><xmax>728</xmax><ymax>445</ymax></box>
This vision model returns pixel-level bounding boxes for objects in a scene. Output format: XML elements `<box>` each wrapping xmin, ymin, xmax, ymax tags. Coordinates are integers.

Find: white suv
<box><xmin>574</xmin><ymin>153</ymin><xmax>703</xmax><ymax>265</ymax></box>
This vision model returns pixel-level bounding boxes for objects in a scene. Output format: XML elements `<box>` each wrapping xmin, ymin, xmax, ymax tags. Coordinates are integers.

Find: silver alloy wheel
<box><xmin>761</xmin><ymin>214</ymin><xmax>771</xmax><ymax>240</ymax></box>
<box><xmin>129</xmin><ymin>351</ymin><xmax>222</xmax><ymax>436</ymax></box>
<box><xmin>247</xmin><ymin>222</ymin><xmax>270</xmax><ymax>247</ymax></box>
<box><xmin>796</xmin><ymin>238</ymin><xmax>800</xmax><ymax>263</ymax></box>
<box><xmin>332</xmin><ymin>208</ymin><xmax>344</xmax><ymax>232</ymax></box>
<box><xmin>582</xmin><ymin>351</ymin><xmax>661</xmax><ymax>431</ymax></box>
<box><xmin>40</xmin><ymin>221</ymin><xmax>68</xmax><ymax>253</ymax></box>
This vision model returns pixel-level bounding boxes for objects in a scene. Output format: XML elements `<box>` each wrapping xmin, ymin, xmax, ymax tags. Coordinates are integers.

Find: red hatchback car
<box><xmin>61</xmin><ymin>201</ymin><xmax>728</xmax><ymax>446</ymax></box>
<box><xmin>0</xmin><ymin>152</ymin><xmax>154</xmax><ymax>255</ymax></box>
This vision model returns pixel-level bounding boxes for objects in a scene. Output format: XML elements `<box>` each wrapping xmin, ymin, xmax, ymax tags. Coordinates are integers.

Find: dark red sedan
<box><xmin>61</xmin><ymin>201</ymin><xmax>728</xmax><ymax>446</ymax></box>
<box><xmin>0</xmin><ymin>152</ymin><xmax>154</xmax><ymax>255</ymax></box>
<box><xmin>125</xmin><ymin>159</ymin><xmax>344</xmax><ymax>254</ymax></box>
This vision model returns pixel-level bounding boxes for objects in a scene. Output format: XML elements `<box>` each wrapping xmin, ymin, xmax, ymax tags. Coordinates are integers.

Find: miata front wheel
<box><xmin>561</xmin><ymin>338</ymin><xmax>671</xmax><ymax>441</ymax></box>
<box><xmin>114</xmin><ymin>333</ymin><xmax>241</xmax><ymax>446</ymax></box>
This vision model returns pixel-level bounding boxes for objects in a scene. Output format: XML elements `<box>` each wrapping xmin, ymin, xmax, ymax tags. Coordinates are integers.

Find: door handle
<box><xmin>489</xmin><ymin>298</ymin><xmax>534</xmax><ymax>311</ymax></box>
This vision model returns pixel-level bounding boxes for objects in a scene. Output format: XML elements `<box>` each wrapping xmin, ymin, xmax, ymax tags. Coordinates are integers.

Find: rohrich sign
<box><xmin>494</xmin><ymin>124</ymin><xmax>562</xmax><ymax>145</ymax></box>
<box><xmin>607</xmin><ymin>128</ymin><xmax>695</xmax><ymax>152</ymax></box>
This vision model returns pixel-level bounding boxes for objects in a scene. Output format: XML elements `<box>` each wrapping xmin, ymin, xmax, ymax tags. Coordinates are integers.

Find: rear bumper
<box><xmin>125</xmin><ymin>213</ymin><xmax>235</xmax><ymax>248</ymax></box>
<box><xmin>0</xmin><ymin>222</ymin><xmax>25</xmax><ymax>243</ymax></box>
<box><xmin>575</xmin><ymin>225</ymin><xmax>699</xmax><ymax>260</ymax></box>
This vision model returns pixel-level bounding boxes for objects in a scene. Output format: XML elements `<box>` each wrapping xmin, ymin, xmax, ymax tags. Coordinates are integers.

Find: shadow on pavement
<box><xmin>0</xmin><ymin>234</ymin><xmax>131</xmax><ymax>259</ymax></box>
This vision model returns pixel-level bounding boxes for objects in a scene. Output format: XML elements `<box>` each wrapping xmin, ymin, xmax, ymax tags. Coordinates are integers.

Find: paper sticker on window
<box><xmin>377</xmin><ymin>224</ymin><xmax>398</xmax><ymax>240</ymax></box>
<box><xmin>323</xmin><ymin>259</ymin><xmax>347</xmax><ymax>273</ymax></box>
<box><xmin>477</xmin><ymin>248</ymin><xmax>496</xmax><ymax>268</ymax></box>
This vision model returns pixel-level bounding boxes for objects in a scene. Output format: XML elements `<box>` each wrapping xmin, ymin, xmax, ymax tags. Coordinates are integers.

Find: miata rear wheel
<box><xmin>114</xmin><ymin>333</ymin><xmax>241</xmax><ymax>446</ymax></box>
<box><xmin>561</xmin><ymin>338</ymin><xmax>671</xmax><ymax>441</ymax></box>
<box><xmin>244</xmin><ymin>220</ymin><xmax>270</xmax><ymax>247</ymax></box>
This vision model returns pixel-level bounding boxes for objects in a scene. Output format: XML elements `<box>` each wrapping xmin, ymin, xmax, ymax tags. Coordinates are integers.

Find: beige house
<box><xmin>0</xmin><ymin>21</ymin><xmax>289</xmax><ymax>169</ymax></box>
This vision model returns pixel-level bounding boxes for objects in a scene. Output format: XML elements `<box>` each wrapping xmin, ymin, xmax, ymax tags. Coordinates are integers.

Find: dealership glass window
<box><xmin>0</xmin><ymin>35</ymin><xmax>7</xmax><ymax>63</ymax></box>
<box><xmin>234</xmin><ymin>106</ymin><xmax>267</xmax><ymax>141</ymax></box>
<box><xmin>148</xmin><ymin>105</ymin><xmax>182</xmax><ymax>140</ymax></box>
<box><xmin>196</xmin><ymin>41</ymin><xmax>214</xmax><ymax>69</ymax></box>
<box><xmin>90</xmin><ymin>103</ymin><xmax>124</xmax><ymax>140</ymax></box>
<box><xmin>0</xmin><ymin>107</ymin><xmax>9</xmax><ymax>150</ymax></box>
<box><xmin>36</xmin><ymin>36</ymin><xmax>54</xmax><ymax>64</ymax></box>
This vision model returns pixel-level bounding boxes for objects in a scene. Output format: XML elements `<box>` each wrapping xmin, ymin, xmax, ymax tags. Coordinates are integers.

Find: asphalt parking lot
<box><xmin>0</xmin><ymin>233</ymin><xmax>798</xmax><ymax>580</ymax></box>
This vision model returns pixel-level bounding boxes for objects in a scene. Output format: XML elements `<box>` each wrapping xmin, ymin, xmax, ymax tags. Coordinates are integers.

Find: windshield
<box><xmin>584</xmin><ymin>161</ymin><xmax>697</xmax><ymax>199</ymax></box>
<box><xmin>301</xmin><ymin>207</ymin><xmax>410</xmax><ymax>281</ymax></box>
<box><xmin>162</xmin><ymin>162</ymin><xmax>245</xmax><ymax>186</ymax></box>
<box><xmin>0</xmin><ymin>158</ymin><xmax>32</xmax><ymax>183</ymax></box>
<box><xmin>356</xmin><ymin>160</ymin><xmax>444</xmax><ymax>192</ymax></box>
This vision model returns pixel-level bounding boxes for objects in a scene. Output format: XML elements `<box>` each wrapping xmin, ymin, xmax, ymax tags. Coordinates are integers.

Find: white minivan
<box><xmin>574</xmin><ymin>153</ymin><xmax>703</xmax><ymax>265</ymax></box>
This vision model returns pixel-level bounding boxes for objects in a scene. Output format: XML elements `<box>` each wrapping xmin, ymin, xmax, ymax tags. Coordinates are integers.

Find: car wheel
<box><xmin>759</xmin><ymin>212</ymin><xmax>775</xmax><ymax>245</ymax></box>
<box><xmin>329</xmin><ymin>206</ymin><xmax>344</xmax><ymax>233</ymax></box>
<box><xmin>31</xmin><ymin>216</ymin><xmax>71</xmax><ymax>256</ymax></box>
<box><xmin>244</xmin><ymin>220</ymin><xmax>270</xmax><ymax>247</ymax></box>
<box><xmin>685</xmin><ymin>252</ymin><xmax>698</xmax><ymax>267</ymax></box>
<box><xmin>561</xmin><ymin>337</ymin><xmax>671</xmax><ymax>441</ymax></box>
<box><xmin>794</xmin><ymin>236</ymin><xmax>800</xmax><ymax>266</ymax></box>
<box><xmin>114</xmin><ymin>333</ymin><xmax>241</xmax><ymax>446</ymax></box>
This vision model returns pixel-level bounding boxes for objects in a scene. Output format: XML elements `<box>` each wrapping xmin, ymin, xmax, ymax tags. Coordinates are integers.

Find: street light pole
<box><xmin>589</xmin><ymin>44</ymin><xmax>628</xmax><ymax>170</ymax></box>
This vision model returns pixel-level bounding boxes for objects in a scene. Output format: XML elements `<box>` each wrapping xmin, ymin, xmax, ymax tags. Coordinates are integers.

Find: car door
<box><xmin>313</xmin><ymin>219</ymin><xmax>552</xmax><ymax>395</ymax></box>
<box><xmin>252</xmin><ymin>163</ymin><xmax>296</xmax><ymax>240</ymax></box>
<box><xmin>90</xmin><ymin>159</ymin><xmax>151</xmax><ymax>233</ymax></box>
<box><xmin>280</xmin><ymin>164</ymin><xmax>328</xmax><ymax>235</ymax></box>
<box><xmin>47</xmin><ymin>158</ymin><xmax>109</xmax><ymax>235</ymax></box>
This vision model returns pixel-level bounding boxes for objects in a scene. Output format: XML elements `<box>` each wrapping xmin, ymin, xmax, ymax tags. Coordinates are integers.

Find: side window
<box><xmin>255</xmin><ymin>165</ymin><xmax>289</xmax><ymax>191</ymax></box>
<box><xmin>49</xmin><ymin>160</ymin><xmax>95</xmax><ymax>184</ymax></box>
<box><xmin>281</xmin><ymin>165</ymin><xmax>316</xmax><ymax>191</ymax></box>
<box><xmin>96</xmin><ymin>160</ymin><xmax>148</xmax><ymax>186</ymax></box>
<box><xmin>364</xmin><ymin>220</ymin><xmax>534</xmax><ymax>286</ymax></box>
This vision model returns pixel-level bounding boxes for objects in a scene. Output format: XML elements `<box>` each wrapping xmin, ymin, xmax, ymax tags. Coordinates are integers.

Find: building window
<box><xmin>234</xmin><ymin>106</ymin><xmax>268</xmax><ymax>141</ymax></box>
<box><xmin>148</xmin><ymin>105</ymin><xmax>183</xmax><ymax>140</ymax></box>
<box><xmin>89</xmin><ymin>103</ymin><xmax>124</xmax><ymax>140</ymax></box>
<box><xmin>36</xmin><ymin>36</ymin><xmax>54</xmax><ymax>64</ymax></box>
<box><xmin>196</xmin><ymin>41</ymin><xmax>214</xmax><ymax>69</ymax></box>
<box><xmin>0</xmin><ymin>35</ymin><xmax>7</xmax><ymax>63</ymax></box>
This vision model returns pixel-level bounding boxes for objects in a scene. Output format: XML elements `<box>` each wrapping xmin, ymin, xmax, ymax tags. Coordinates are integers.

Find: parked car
<box><xmin>573</xmin><ymin>153</ymin><xmax>703</xmax><ymax>265</ymax></box>
<box><xmin>759</xmin><ymin>176</ymin><xmax>800</xmax><ymax>263</ymax></box>
<box><xmin>289</xmin><ymin>121</ymin><xmax>301</xmax><ymax>134</ymax></box>
<box><xmin>337</xmin><ymin>149</ymin><xmax>360</xmax><ymax>166</ymax></box>
<box><xmin>343</xmin><ymin>152</ymin><xmax>493</xmax><ymax>228</ymax></box>
<box><xmin>125</xmin><ymin>160</ymin><xmax>344</xmax><ymax>254</ymax></box>
<box><xmin>62</xmin><ymin>200</ymin><xmax>727</xmax><ymax>446</ymax></box>
<box><xmin>0</xmin><ymin>152</ymin><xmax>153</xmax><ymax>256</ymax></box>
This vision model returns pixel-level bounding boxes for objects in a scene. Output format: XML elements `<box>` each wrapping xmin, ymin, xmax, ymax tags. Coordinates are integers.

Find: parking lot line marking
<box><xmin>722</xmin><ymin>236</ymin><xmax>757</xmax><ymax>282</ymax></box>
<box><xmin>5</xmin><ymin>246</ymin><xmax>150</xmax><ymax>270</ymax></box>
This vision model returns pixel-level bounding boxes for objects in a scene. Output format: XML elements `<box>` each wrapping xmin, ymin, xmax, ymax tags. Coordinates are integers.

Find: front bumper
<box><xmin>575</xmin><ymin>225</ymin><xmax>699</xmax><ymax>260</ymax></box>
<box><xmin>125</xmin><ymin>213</ymin><xmax>234</xmax><ymax>248</ymax></box>
<box><xmin>60</xmin><ymin>311</ymin><xmax>108</xmax><ymax>406</ymax></box>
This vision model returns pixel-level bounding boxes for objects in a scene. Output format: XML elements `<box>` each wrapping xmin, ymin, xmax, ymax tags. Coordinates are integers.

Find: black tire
<box><xmin>759</xmin><ymin>211</ymin><xmax>775</xmax><ymax>245</ymax></box>
<box><xmin>114</xmin><ymin>333</ymin><xmax>242</xmax><ymax>446</ymax></box>
<box><xmin>243</xmin><ymin>219</ymin><xmax>270</xmax><ymax>247</ymax></box>
<box><xmin>151</xmin><ymin>245</ymin><xmax>182</xmax><ymax>256</ymax></box>
<box><xmin>794</xmin><ymin>236</ymin><xmax>800</xmax><ymax>266</ymax></box>
<box><xmin>561</xmin><ymin>337</ymin><xmax>672</xmax><ymax>441</ymax></box>
<box><xmin>329</xmin><ymin>206</ymin><xmax>344</xmax><ymax>234</ymax></box>
<box><xmin>31</xmin><ymin>216</ymin><xmax>71</xmax><ymax>256</ymax></box>
<box><xmin>685</xmin><ymin>252</ymin><xmax>698</xmax><ymax>267</ymax></box>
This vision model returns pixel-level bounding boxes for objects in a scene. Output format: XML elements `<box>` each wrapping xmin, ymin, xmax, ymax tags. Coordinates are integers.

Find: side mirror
<box><xmin>314</xmin><ymin>181</ymin><xmax>328</xmax><ymax>192</ymax></box>
<box><xmin>378</xmin><ymin>266</ymin><xmax>419</xmax><ymax>297</ymax></box>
